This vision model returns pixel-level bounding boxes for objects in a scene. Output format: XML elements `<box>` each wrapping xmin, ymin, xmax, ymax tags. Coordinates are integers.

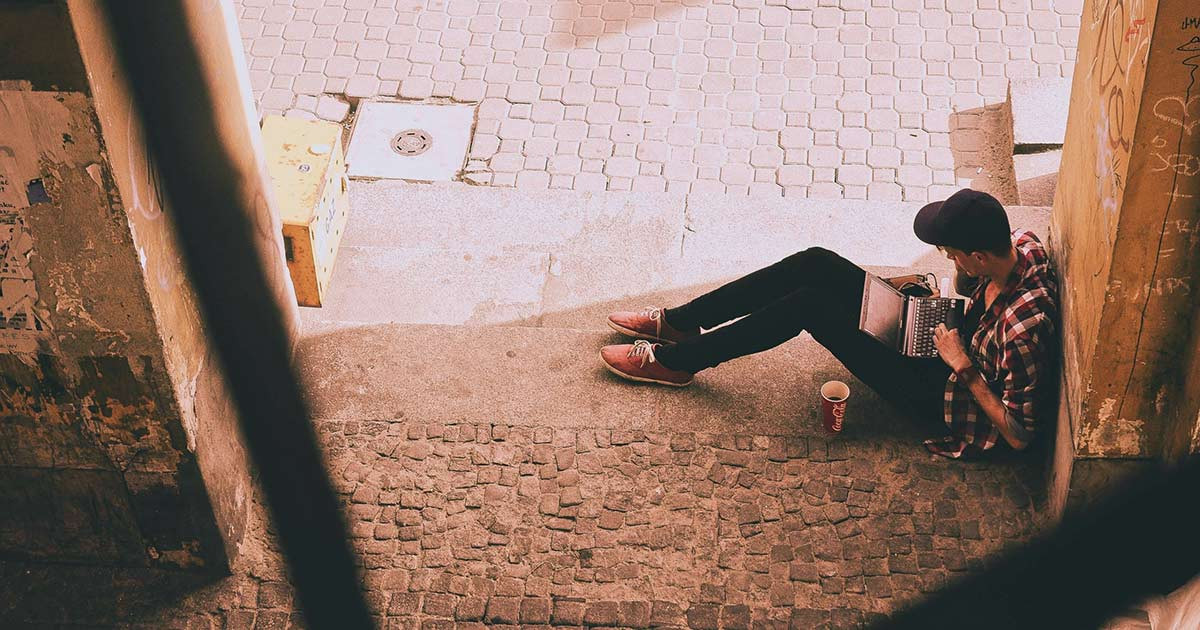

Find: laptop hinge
<box><xmin>901</xmin><ymin>299</ymin><xmax>915</xmax><ymax>354</ymax></box>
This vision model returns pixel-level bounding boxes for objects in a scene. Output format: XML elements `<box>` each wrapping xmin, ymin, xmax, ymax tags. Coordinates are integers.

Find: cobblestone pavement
<box><xmin>235</xmin><ymin>0</ymin><xmax>1080</xmax><ymax>202</ymax></box>
<box><xmin>1</xmin><ymin>420</ymin><xmax>1043</xmax><ymax>628</ymax></box>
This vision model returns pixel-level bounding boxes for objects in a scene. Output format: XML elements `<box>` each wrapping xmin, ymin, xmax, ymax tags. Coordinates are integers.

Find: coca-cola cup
<box><xmin>820</xmin><ymin>380</ymin><xmax>850</xmax><ymax>433</ymax></box>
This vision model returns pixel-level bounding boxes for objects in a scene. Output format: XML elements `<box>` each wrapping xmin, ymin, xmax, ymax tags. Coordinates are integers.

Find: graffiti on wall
<box><xmin>1110</xmin><ymin>24</ymin><xmax>1200</xmax><ymax>444</ymax></box>
<box><xmin>1149</xmin><ymin>36</ymin><xmax>1200</xmax><ymax>181</ymax></box>
<box><xmin>1087</xmin><ymin>0</ymin><xmax>1153</xmax><ymax>221</ymax></box>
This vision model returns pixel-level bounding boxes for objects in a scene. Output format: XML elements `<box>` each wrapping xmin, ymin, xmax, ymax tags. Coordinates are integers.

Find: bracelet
<box><xmin>954</xmin><ymin>363</ymin><xmax>977</xmax><ymax>379</ymax></box>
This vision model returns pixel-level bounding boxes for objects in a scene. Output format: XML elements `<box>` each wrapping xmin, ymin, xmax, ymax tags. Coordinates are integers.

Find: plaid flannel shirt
<box><xmin>929</xmin><ymin>230</ymin><xmax>1059</xmax><ymax>459</ymax></box>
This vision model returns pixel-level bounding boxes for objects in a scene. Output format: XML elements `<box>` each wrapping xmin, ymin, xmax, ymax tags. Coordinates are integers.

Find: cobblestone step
<box><xmin>2</xmin><ymin>415</ymin><xmax>1045</xmax><ymax>627</ymax></box>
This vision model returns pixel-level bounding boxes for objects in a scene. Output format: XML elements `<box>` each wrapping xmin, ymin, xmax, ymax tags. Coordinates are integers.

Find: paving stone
<box><xmin>619</xmin><ymin>601</ymin><xmax>651</xmax><ymax>628</ymax></box>
<box><xmin>584</xmin><ymin>600</ymin><xmax>621</xmax><ymax>626</ymax></box>
<box><xmin>486</xmin><ymin>597</ymin><xmax>520</xmax><ymax>625</ymax></box>
<box><xmin>519</xmin><ymin>598</ymin><xmax>552</xmax><ymax>624</ymax></box>
<box><xmin>455</xmin><ymin>597</ymin><xmax>486</xmax><ymax>621</ymax></box>
<box><xmin>686</xmin><ymin>603</ymin><xmax>720</xmax><ymax>629</ymax></box>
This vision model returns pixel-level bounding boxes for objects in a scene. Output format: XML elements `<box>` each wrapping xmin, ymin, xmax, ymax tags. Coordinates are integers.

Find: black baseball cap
<box><xmin>913</xmin><ymin>188</ymin><xmax>1011</xmax><ymax>253</ymax></box>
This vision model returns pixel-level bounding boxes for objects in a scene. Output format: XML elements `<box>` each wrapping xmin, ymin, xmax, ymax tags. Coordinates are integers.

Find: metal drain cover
<box><xmin>392</xmin><ymin>129</ymin><xmax>432</xmax><ymax>156</ymax></box>
<box><xmin>347</xmin><ymin>101</ymin><xmax>475</xmax><ymax>180</ymax></box>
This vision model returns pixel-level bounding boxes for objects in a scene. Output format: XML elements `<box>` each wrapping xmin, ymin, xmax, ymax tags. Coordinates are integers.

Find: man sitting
<box><xmin>600</xmin><ymin>189</ymin><xmax>1059</xmax><ymax>459</ymax></box>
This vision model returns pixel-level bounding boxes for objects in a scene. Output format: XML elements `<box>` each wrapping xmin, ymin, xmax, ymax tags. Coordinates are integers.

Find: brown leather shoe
<box><xmin>600</xmin><ymin>340</ymin><xmax>694</xmax><ymax>387</ymax></box>
<box><xmin>606</xmin><ymin>307</ymin><xmax>699</xmax><ymax>344</ymax></box>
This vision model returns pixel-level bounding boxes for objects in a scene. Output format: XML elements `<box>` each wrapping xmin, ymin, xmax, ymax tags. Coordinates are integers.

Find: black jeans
<box><xmin>655</xmin><ymin>247</ymin><xmax>950</xmax><ymax>420</ymax></box>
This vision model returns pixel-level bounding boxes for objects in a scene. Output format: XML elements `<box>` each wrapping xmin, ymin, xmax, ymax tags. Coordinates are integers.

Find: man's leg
<box><xmin>664</xmin><ymin>247</ymin><xmax>863</xmax><ymax>331</ymax></box>
<box><xmin>655</xmin><ymin>269</ymin><xmax>949</xmax><ymax>416</ymax></box>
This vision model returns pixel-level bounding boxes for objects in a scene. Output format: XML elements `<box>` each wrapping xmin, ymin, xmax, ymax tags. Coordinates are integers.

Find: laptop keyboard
<box><xmin>911</xmin><ymin>299</ymin><xmax>953</xmax><ymax>357</ymax></box>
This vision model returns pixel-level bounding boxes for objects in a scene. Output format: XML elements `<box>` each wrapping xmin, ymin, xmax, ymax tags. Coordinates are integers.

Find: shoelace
<box><xmin>642</xmin><ymin>307</ymin><xmax>663</xmax><ymax>335</ymax></box>
<box><xmin>627</xmin><ymin>339</ymin><xmax>659</xmax><ymax>367</ymax></box>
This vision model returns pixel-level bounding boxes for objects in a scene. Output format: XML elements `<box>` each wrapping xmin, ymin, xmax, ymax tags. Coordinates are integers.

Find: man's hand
<box><xmin>933</xmin><ymin>323</ymin><xmax>971</xmax><ymax>372</ymax></box>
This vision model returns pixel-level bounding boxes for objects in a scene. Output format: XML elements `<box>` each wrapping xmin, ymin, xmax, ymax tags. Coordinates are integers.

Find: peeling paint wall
<box><xmin>1052</xmin><ymin>0</ymin><xmax>1200</xmax><ymax>467</ymax></box>
<box><xmin>0</xmin><ymin>1</ymin><xmax>87</xmax><ymax>93</ymax></box>
<box><xmin>0</xmin><ymin>88</ymin><xmax>223</xmax><ymax>568</ymax></box>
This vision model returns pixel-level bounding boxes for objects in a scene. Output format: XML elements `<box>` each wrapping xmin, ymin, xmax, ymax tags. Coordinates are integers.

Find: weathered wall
<box><xmin>1051</xmin><ymin>0</ymin><xmax>1155</xmax><ymax>462</ymax></box>
<box><xmin>1089</xmin><ymin>3</ymin><xmax>1200</xmax><ymax>458</ymax></box>
<box><xmin>0</xmin><ymin>89</ymin><xmax>224</xmax><ymax>567</ymax></box>
<box><xmin>1050</xmin><ymin>0</ymin><xmax>1200</xmax><ymax>512</ymax></box>
<box><xmin>65</xmin><ymin>0</ymin><xmax>301</xmax><ymax>563</ymax></box>
<box><xmin>0</xmin><ymin>0</ymin><xmax>300</xmax><ymax>568</ymax></box>
<box><xmin>1161</xmin><ymin>299</ymin><xmax>1200</xmax><ymax>461</ymax></box>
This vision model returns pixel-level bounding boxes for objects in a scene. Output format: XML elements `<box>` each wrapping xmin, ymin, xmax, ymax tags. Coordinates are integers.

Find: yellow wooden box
<box><xmin>262</xmin><ymin>115</ymin><xmax>350</xmax><ymax>307</ymax></box>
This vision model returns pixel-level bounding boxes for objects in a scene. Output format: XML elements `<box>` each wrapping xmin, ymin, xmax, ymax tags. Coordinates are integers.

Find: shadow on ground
<box><xmin>545</xmin><ymin>0</ymin><xmax>712</xmax><ymax>50</ymax></box>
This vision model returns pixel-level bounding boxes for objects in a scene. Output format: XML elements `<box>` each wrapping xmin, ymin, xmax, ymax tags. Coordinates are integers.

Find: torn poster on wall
<box><xmin>0</xmin><ymin>150</ymin><xmax>49</xmax><ymax>353</ymax></box>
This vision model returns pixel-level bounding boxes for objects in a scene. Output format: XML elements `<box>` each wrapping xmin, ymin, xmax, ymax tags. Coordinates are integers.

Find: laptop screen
<box><xmin>861</xmin><ymin>275</ymin><xmax>904</xmax><ymax>348</ymax></box>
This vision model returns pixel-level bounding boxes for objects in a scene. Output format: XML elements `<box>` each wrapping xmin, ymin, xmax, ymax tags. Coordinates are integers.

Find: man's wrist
<box><xmin>954</xmin><ymin>362</ymin><xmax>977</xmax><ymax>379</ymax></box>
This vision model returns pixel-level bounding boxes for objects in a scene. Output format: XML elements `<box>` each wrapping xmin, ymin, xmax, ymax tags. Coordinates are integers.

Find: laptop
<box><xmin>858</xmin><ymin>274</ymin><xmax>966</xmax><ymax>358</ymax></box>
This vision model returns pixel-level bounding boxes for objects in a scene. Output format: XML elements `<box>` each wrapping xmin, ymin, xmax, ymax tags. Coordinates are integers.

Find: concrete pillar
<box><xmin>0</xmin><ymin>0</ymin><xmax>298</xmax><ymax>568</ymax></box>
<box><xmin>1050</xmin><ymin>0</ymin><xmax>1200</xmax><ymax>514</ymax></box>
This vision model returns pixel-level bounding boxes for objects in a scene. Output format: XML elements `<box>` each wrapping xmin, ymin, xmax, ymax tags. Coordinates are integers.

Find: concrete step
<box><xmin>295</xmin><ymin>321</ymin><xmax>929</xmax><ymax>442</ymax></box>
<box><xmin>303</xmin><ymin>255</ymin><xmax>949</xmax><ymax>334</ymax></box>
<box><xmin>304</xmin><ymin>245</ymin><xmax>551</xmax><ymax>329</ymax></box>
<box><xmin>345</xmin><ymin>181</ymin><xmax>1051</xmax><ymax>267</ymax></box>
<box><xmin>344</xmin><ymin>180</ymin><xmax>685</xmax><ymax>257</ymax></box>
<box><xmin>302</xmin><ymin>182</ymin><xmax>1052</xmax><ymax>332</ymax></box>
<box><xmin>1014</xmin><ymin>150</ymin><xmax>1062</xmax><ymax>207</ymax></box>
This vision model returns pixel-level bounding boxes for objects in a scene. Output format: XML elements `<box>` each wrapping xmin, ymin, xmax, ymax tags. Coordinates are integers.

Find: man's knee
<box><xmin>781</xmin><ymin>246</ymin><xmax>840</xmax><ymax>268</ymax></box>
<box><xmin>777</xmin><ymin>247</ymin><xmax>855</xmax><ymax>278</ymax></box>
<box><xmin>797</xmin><ymin>246</ymin><xmax>838</xmax><ymax>260</ymax></box>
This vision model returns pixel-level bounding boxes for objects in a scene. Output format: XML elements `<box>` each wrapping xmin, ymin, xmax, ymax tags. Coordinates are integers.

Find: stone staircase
<box><xmin>269</xmin><ymin>182</ymin><xmax>1059</xmax><ymax>625</ymax></box>
<box><xmin>296</xmin><ymin>181</ymin><xmax>1052</xmax><ymax>441</ymax></box>
<box><xmin>275</xmin><ymin>182</ymin><xmax>1058</xmax><ymax>626</ymax></box>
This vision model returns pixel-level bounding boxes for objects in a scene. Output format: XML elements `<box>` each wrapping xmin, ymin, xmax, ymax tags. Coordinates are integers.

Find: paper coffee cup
<box><xmin>820</xmin><ymin>380</ymin><xmax>850</xmax><ymax>433</ymax></box>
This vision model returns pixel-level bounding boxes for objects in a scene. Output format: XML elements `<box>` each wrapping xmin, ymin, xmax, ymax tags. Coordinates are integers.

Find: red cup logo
<box><xmin>832</xmin><ymin>402</ymin><xmax>845</xmax><ymax>431</ymax></box>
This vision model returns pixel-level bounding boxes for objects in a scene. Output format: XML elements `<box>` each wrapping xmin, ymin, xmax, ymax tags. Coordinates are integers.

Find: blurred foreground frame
<box><xmin>880</xmin><ymin>456</ymin><xmax>1200</xmax><ymax>629</ymax></box>
<box><xmin>96</xmin><ymin>1</ymin><xmax>372</xmax><ymax>628</ymax></box>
